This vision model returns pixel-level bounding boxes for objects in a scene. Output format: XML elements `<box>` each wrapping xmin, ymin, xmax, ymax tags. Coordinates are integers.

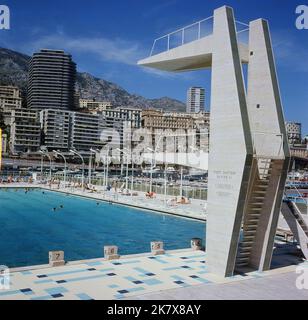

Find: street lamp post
<box><xmin>125</xmin><ymin>152</ymin><xmax>129</xmax><ymax>191</ymax></box>
<box><xmin>46</xmin><ymin>153</ymin><xmax>52</xmax><ymax>182</ymax></box>
<box><xmin>180</xmin><ymin>166</ymin><xmax>183</xmax><ymax>197</ymax></box>
<box><xmin>130</xmin><ymin>149</ymin><xmax>134</xmax><ymax>199</ymax></box>
<box><xmin>70</xmin><ymin>149</ymin><xmax>85</xmax><ymax>191</ymax></box>
<box><xmin>89</xmin><ymin>149</ymin><xmax>99</xmax><ymax>186</ymax></box>
<box><xmin>40</xmin><ymin>154</ymin><xmax>44</xmax><ymax>181</ymax></box>
<box><xmin>147</xmin><ymin>147</ymin><xmax>155</xmax><ymax>193</ymax></box>
<box><xmin>53</xmin><ymin>150</ymin><xmax>67</xmax><ymax>189</ymax></box>
<box><xmin>39</xmin><ymin>151</ymin><xmax>52</xmax><ymax>182</ymax></box>
<box><xmin>117</xmin><ymin>148</ymin><xmax>129</xmax><ymax>191</ymax></box>
<box><xmin>164</xmin><ymin>163</ymin><xmax>168</xmax><ymax>206</ymax></box>
<box><xmin>102</xmin><ymin>156</ymin><xmax>106</xmax><ymax>187</ymax></box>
<box><xmin>105</xmin><ymin>147</ymin><xmax>110</xmax><ymax>189</ymax></box>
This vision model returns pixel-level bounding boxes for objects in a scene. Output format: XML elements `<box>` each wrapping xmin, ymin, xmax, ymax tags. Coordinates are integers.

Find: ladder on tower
<box><xmin>236</xmin><ymin>158</ymin><xmax>273</xmax><ymax>268</ymax></box>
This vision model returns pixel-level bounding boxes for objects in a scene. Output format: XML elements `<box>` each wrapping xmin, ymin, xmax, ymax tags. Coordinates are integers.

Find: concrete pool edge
<box><xmin>9</xmin><ymin>247</ymin><xmax>195</xmax><ymax>273</ymax></box>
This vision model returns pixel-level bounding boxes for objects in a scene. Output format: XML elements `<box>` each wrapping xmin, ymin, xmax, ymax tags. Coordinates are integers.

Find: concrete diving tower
<box><xmin>138</xmin><ymin>5</ymin><xmax>290</xmax><ymax>278</ymax></box>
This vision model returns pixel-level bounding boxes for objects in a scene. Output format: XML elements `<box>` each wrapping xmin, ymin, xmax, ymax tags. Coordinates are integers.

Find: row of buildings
<box><xmin>7</xmin><ymin>107</ymin><xmax>209</xmax><ymax>158</ymax></box>
<box><xmin>0</xmin><ymin>48</ymin><xmax>209</xmax><ymax>160</ymax></box>
<box><xmin>0</xmin><ymin>48</ymin><xmax>306</xmax><ymax>163</ymax></box>
<box><xmin>0</xmin><ymin>83</ymin><xmax>209</xmax><ymax>158</ymax></box>
<box><xmin>2</xmin><ymin>82</ymin><xmax>306</xmax><ymax>160</ymax></box>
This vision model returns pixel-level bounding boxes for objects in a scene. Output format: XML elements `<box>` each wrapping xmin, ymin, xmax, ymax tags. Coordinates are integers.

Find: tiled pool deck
<box><xmin>1</xmin><ymin>184</ymin><xmax>308</xmax><ymax>300</ymax></box>
<box><xmin>1</xmin><ymin>249</ymin><xmax>308</xmax><ymax>300</ymax></box>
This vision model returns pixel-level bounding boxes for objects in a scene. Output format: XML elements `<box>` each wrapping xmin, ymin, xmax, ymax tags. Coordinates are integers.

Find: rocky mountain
<box><xmin>0</xmin><ymin>47</ymin><xmax>186</xmax><ymax>112</ymax></box>
<box><xmin>0</xmin><ymin>48</ymin><xmax>29</xmax><ymax>100</ymax></box>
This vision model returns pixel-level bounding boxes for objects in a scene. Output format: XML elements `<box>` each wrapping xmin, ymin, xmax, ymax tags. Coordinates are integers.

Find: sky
<box><xmin>1</xmin><ymin>0</ymin><xmax>307</xmax><ymax>134</ymax></box>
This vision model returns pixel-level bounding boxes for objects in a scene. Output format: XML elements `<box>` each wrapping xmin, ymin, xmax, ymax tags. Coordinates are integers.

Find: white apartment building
<box><xmin>186</xmin><ymin>87</ymin><xmax>205</xmax><ymax>113</ymax></box>
<box><xmin>10</xmin><ymin>109</ymin><xmax>41</xmax><ymax>154</ymax></box>
<box><xmin>70</xmin><ymin>112</ymin><xmax>107</xmax><ymax>153</ymax></box>
<box><xmin>40</xmin><ymin>109</ymin><xmax>71</xmax><ymax>151</ymax></box>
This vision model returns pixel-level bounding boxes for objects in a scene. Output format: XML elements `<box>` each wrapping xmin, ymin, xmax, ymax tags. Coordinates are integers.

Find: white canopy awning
<box><xmin>142</xmin><ymin>152</ymin><xmax>208</xmax><ymax>171</ymax></box>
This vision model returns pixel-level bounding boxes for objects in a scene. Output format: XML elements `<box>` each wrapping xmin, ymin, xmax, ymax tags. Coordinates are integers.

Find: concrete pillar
<box><xmin>206</xmin><ymin>6</ymin><xmax>254</xmax><ymax>277</ymax></box>
<box><xmin>246</xmin><ymin>19</ymin><xmax>290</xmax><ymax>271</ymax></box>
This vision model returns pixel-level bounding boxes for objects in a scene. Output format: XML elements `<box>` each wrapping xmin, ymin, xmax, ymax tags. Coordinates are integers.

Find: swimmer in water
<box><xmin>96</xmin><ymin>202</ymin><xmax>100</xmax><ymax>206</ymax></box>
<box><xmin>60</xmin><ymin>205</ymin><xmax>63</xmax><ymax>209</ymax></box>
<box><xmin>52</xmin><ymin>207</ymin><xmax>56</xmax><ymax>212</ymax></box>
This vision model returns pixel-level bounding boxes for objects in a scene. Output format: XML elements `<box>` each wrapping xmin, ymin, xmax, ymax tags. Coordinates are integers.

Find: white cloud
<box><xmin>18</xmin><ymin>31</ymin><xmax>192</xmax><ymax>79</ymax></box>
<box><xmin>22</xmin><ymin>32</ymin><xmax>145</xmax><ymax>66</ymax></box>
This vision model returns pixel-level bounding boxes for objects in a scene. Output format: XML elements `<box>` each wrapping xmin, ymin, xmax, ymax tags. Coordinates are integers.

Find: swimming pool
<box><xmin>0</xmin><ymin>188</ymin><xmax>205</xmax><ymax>268</ymax></box>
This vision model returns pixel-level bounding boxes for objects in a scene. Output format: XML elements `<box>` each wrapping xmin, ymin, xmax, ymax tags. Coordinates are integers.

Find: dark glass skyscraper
<box><xmin>27</xmin><ymin>49</ymin><xmax>76</xmax><ymax>110</ymax></box>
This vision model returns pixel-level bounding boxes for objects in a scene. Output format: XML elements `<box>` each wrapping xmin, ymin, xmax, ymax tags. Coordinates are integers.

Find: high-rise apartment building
<box><xmin>186</xmin><ymin>87</ymin><xmax>205</xmax><ymax>113</ymax></box>
<box><xmin>0</xmin><ymin>86</ymin><xmax>22</xmax><ymax>125</ymax></box>
<box><xmin>285</xmin><ymin>122</ymin><xmax>302</xmax><ymax>145</ymax></box>
<box><xmin>10</xmin><ymin>109</ymin><xmax>41</xmax><ymax>154</ymax></box>
<box><xmin>27</xmin><ymin>49</ymin><xmax>76</xmax><ymax>111</ymax></box>
<box><xmin>70</xmin><ymin>112</ymin><xmax>106</xmax><ymax>152</ymax></box>
<box><xmin>40</xmin><ymin>109</ymin><xmax>71</xmax><ymax>152</ymax></box>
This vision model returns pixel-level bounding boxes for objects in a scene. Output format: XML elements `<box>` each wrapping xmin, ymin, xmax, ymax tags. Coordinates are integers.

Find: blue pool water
<box><xmin>0</xmin><ymin>188</ymin><xmax>205</xmax><ymax>268</ymax></box>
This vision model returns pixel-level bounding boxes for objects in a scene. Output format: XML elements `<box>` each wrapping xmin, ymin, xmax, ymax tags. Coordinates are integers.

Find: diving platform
<box><xmin>138</xmin><ymin>17</ymin><xmax>249</xmax><ymax>72</ymax></box>
<box><xmin>138</xmin><ymin>6</ymin><xmax>290</xmax><ymax>278</ymax></box>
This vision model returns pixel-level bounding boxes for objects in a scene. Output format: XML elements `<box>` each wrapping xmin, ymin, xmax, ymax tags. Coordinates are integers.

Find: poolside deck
<box><xmin>1</xmin><ymin>248</ymin><xmax>307</xmax><ymax>300</ymax></box>
<box><xmin>1</xmin><ymin>184</ymin><xmax>307</xmax><ymax>300</ymax></box>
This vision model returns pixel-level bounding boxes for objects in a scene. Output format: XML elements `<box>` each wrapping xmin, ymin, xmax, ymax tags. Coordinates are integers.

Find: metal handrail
<box><xmin>288</xmin><ymin>184</ymin><xmax>308</xmax><ymax>206</ymax></box>
<box><xmin>235</xmin><ymin>20</ymin><xmax>249</xmax><ymax>27</ymax></box>
<box><xmin>150</xmin><ymin>17</ymin><xmax>249</xmax><ymax>56</ymax></box>
<box><xmin>150</xmin><ymin>16</ymin><xmax>214</xmax><ymax>56</ymax></box>
<box><xmin>237</xmin><ymin>28</ymin><xmax>249</xmax><ymax>35</ymax></box>
<box><xmin>152</xmin><ymin>16</ymin><xmax>213</xmax><ymax>43</ymax></box>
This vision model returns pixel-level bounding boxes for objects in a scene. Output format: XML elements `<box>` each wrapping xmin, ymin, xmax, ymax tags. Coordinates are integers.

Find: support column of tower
<box><xmin>238</xmin><ymin>19</ymin><xmax>290</xmax><ymax>271</ymax></box>
<box><xmin>206</xmin><ymin>6</ymin><xmax>254</xmax><ymax>277</ymax></box>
